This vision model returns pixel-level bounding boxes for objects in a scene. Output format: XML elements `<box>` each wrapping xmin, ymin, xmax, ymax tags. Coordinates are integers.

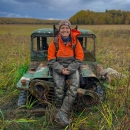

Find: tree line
<box><xmin>0</xmin><ymin>17</ymin><xmax>60</xmax><ymax>24</ymax></box>
<box><xmin>69</xmin><ymin>10</ymin><xmax>130</xmax><ymax>24</ymax></box>
<box><xmin>0</xmin><ymin>9</ymin><xmax>130</xmax><ymax>25</ymax></box>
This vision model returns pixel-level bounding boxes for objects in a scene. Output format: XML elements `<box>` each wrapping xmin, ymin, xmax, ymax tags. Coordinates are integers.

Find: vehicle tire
<box><xmin>17</xmin><ymin>90</ymin><xmax>27</xmax><ymax>107</ymax></box>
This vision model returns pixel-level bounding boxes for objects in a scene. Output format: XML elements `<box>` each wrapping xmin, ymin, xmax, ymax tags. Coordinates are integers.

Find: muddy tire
<box><xmin>17</xmin><ymin>90</ymin><xmax>27</xmax><ymax>107</ymax></box>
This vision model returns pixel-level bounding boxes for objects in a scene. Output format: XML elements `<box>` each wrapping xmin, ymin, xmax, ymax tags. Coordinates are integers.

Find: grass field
<box><xmin>0</xmin><ymin>24</ymin><xmax>130</xmax><ymax>130</ymax></box>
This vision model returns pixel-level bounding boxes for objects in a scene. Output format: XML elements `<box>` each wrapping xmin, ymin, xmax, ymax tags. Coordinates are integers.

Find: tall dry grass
<box><xmin>0</xmin><ymin>24</ymin><xmax>130</xmax><ymax>130</ymax></box>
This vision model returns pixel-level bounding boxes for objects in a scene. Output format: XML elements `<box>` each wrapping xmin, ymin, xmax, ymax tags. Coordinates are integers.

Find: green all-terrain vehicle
<box><xmin>16</xmin><ymin>26</ymin><xmax>107</xmax><ymax>112</ymax></box>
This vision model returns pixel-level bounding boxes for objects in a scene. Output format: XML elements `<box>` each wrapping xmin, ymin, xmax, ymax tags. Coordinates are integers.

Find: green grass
<box><xmin>0</xmin><ymin>24</ymin><xmax>130</xmax><ymax>130</ymax></box>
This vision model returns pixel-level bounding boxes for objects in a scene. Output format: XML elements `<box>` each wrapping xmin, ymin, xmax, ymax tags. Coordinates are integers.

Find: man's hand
<box><xmin>61</xmin><ymin>68</ymin><xmax>70</xmax><ymax>75</ymax></box>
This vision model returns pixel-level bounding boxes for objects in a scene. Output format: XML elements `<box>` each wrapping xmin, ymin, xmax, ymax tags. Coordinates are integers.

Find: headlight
<box><xmin>21</xmin><ymin>77</ymin><xmax>26</xmax><ymax>85</ymax></box>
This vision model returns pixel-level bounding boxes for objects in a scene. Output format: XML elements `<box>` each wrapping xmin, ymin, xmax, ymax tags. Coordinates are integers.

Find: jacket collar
<box><xmin>58</xmin><ymin>29</ymin><xmax>81</xmax><ymax>45</ymax></box>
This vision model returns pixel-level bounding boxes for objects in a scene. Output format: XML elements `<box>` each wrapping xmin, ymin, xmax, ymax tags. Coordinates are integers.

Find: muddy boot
<box><xmin>55</xmin><ymin>111</ymin><xmax>69</xmax><ymax>126</ymax></box>
<box><xmin>17</xmin><ymin>90</ymin><xmax>27</xmax><ymax>107</ymax></box>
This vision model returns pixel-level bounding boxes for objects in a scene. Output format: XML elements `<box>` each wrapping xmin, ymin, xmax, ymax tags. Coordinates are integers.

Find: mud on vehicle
<box><xmin>16</xmin><ymin>26</ymin><xmax>107</xmax><ymax>112</ymax></box>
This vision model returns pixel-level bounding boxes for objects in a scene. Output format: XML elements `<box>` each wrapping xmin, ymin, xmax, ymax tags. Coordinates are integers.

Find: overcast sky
<box><xmin>0</xmin><ymin>0</ymin><xmax>130</xmax><ymax>20</ymax></box>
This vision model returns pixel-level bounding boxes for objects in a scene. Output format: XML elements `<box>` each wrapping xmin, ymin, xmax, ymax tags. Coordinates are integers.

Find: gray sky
<box><xmin>0</xmin><ymin>0</ymin><xmax>130</xmax><ymax>20</ymax></box>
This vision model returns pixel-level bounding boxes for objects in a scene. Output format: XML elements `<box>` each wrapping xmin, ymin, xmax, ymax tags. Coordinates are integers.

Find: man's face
<box><xmin>59</xmin><ymin>25</ymin><xmax>71</xmax><ymax>38</ymax></box>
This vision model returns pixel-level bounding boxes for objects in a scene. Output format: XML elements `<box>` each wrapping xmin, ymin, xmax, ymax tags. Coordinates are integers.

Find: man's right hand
<box><xmin>61</xmin><ymin>68</ymin><xmax>70</xmax><ymax>75</ymax></box>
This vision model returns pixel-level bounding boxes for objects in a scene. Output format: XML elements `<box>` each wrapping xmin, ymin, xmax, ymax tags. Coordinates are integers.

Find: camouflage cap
<box><xmin>59</xmin><ymin>20</ymin><xmax>71</xmax><ymax>29</ymax></box>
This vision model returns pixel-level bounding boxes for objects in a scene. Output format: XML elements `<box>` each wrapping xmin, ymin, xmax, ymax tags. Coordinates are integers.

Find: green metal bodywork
<box><xmin>16</xmin><ymin>62</ymin><xmax>98</xmax><ymax>90</ymax></box>
<box><xmin>31</xmin><ymin>28</ymin><xmax>96</xmax><ymax>38</ymax></box>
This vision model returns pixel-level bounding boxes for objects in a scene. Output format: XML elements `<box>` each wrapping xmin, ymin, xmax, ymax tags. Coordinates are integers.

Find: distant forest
<box><xmin>0</xmin><ymin>10</ymin><xmax>130</xmax><ymax>25</ymax></box>
<box><xmin>69</xmin><ymin>10</ymin><xmax>130</xmax><ymax>24</ymax></box>
<box><xmin>0</xmin><ymin>17</ymin><xmax>60</xmax><ymax>24</ymax></box>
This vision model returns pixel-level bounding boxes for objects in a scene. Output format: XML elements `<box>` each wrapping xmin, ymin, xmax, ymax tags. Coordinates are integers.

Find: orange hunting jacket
<box><xmin>48</xmin><ymin>29</ymin><xmax>84</xmax><ymax>74</ymax></box>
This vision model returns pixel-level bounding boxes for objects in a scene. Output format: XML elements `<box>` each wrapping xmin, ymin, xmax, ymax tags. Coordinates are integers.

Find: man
<box><xmin>48</xmin><ymin>20</ymin><xmax>84</xmax><ymax>126</ymax></box>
